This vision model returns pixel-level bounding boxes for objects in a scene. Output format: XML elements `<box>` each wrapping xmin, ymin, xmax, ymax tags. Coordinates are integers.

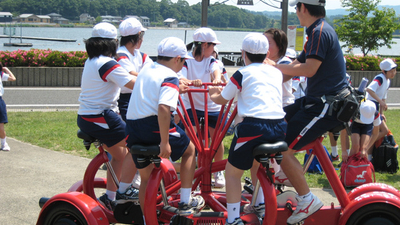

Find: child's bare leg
<box><xmin>350</xmin><ymin>133</ymin><xmax>361</xmax><ymax>157</ymax></box>
<box><xmin>180</xmin><ymin>142</ymin><xmax>196</xmax><ymax>188</ymax></box>
<box><xmin>138</xmin><ymin>165</ymin><xmax>154</xmax><ymax>213</ymax></box>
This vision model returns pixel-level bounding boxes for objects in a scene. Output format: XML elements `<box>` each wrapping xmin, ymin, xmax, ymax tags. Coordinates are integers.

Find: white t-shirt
<box><xmin>0</xmin><ymin>72</ymin><xmax>10</xmax><ymax>96</ymax></box>
<box><xmin>126</xmin><ymin>62</ymin><xmax>180</xmax><ymax>120</ymax></box>
<box><xmin>292</xmin><ymin>76</ymin><xmax>307</xmax><ymax>100</ymax></box>
<box><xmin>278</xmin><ymin>56</ymin><xmax>295</xmax><ymax>107</ymax></box>
<box><xmin>366</xmin><ymin>73</ymin><xmax>390</xmax><ymax>102</ymax></box>
<box><xmin>116</xmin><ymin>47</ymin><xmax>153</xmax><ymax>94</ymax></box>
<box><xmin>78</xmin><ymin>55</ymin><xmax>134</xmax><ymax>115</ymax></box>
<box><xmin>178</xmin><ymin>53</ymin><xmax>221</xmax><ymax>112</ymax></box>
<box><xmin>221</xmin><ymin>63</ymin><xmax>285</xmax><ymax>120</ymax></box>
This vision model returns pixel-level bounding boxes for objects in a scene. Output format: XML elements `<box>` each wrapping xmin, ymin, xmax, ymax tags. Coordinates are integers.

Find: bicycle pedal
<box><xmin>243</xmin><ymin>184</ymin><xmax>253</xmax><ymax>195</ymax></box>
<box><xmin>244</xmin><ymin>177</ymin><xmax>252</xmax><ymax>185</ymax></box>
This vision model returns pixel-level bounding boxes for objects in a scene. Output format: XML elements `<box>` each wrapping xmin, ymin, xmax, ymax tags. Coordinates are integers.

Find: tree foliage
<box><xmin>0</xmin><ymin>0</ymin><xmax>280</xmax><ymax>29</ymax></box>
<box><xmin>334</xmin><ymin>0</ymin><xmax>400</xmax><ymax>55</ymax></box>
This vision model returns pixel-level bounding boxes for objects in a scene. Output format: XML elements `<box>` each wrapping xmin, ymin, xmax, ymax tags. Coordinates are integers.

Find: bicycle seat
<box><xmin>77</xmin><ymin>130</ymin><xmax>96</xmax><ymax>142</ymax></box>
<box><xmin>77</xmin><ymin>130</ymin><xmax>98</xmax><ymax>150</ymax></box>
<box><xmin>130</xmin><ymin>144</ymin><xmax>160</xmax><ymax>156</ymax></box>
<box><xmin>253</xmin><ymin>141</ymin><xmax>288</xmax><ymax>156</ymax></box>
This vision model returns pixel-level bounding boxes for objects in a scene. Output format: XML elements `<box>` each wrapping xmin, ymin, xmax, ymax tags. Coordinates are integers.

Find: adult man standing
<box><xmin>269</xmin><ymin>0</ymin><xmax>348</xmax><ymax>224</ymax></box>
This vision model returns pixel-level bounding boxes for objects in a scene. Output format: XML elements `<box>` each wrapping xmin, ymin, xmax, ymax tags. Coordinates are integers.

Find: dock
<box><xmin>3</xmin><ymin>42</ymin><xmax>33</xmax><ymax>47</ymax></box>
<box><xmin>0</xmin><ymin>35</ymin><xmax>76</xmax><ymax>42</ymax></box>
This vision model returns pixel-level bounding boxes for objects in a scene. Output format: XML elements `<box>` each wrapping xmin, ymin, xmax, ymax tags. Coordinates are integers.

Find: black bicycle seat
<box><xmin>130</xmin><ymin>144</ymin><xmax>160</xmax><ymax>156</ymax></box>
<box><xmin>253</xmin><ymin>141</ymin><xmax>288</xmax><ymax>156</ymax></box>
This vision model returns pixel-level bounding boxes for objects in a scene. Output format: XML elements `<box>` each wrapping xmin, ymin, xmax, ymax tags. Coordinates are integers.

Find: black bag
<box><xmin>372</xmin><ymin>133</ymin><xmax>399</xmax><ymax>173</ymax></box>
<box><xmin>330</xmin><ymin>86</ymin><xmax>362</xmax><ymax>123</ymax></box>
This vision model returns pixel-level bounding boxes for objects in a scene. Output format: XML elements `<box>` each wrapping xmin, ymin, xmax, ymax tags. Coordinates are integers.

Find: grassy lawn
<box><xmin>7</xmin><ymin>109</ymin><xmax>400</xmax><ymax>189</ymax></box>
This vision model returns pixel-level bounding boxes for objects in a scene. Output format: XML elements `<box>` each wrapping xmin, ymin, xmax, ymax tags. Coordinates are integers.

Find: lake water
<box><xmin>0</xmin><ymin>27</ymin><xmax>399</xmax><ymax>56</ymax></box>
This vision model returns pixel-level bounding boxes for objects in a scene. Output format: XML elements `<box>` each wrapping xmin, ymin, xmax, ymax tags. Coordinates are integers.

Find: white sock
<box><xmin>299</xmin><ymin>191</ymin><xmax>312</xmax><ymax>201</ymax></box>
<box><xmin>347</xmin><ymin>149</ymin><xmax>350</xmax><ymax>155</ymax></box>
<box><xmin>227</xmin><ymin>202</ymin><xmax>240</xmax><ymax>223</ymax></box>
<box><xmin>368</xmin><ymin>154</ymin><xmax>372</xmax><ymax>161</ymax></box>
<box><xmin>1</xmin><ymin>138</ymin><xmax>5</xmax><ymax>145</ymax></box>
<box><xmin>331</xmin><ymin>146</ymin><xmax>338</xmax><ymax>156</ymax></box>
<box><xmin>255</xmin><ymin>187</ymin><xmax>264</xmax><ymax>206</ymax></box>
<box><xmin>105</xmin><ymin>190</ymin><xmax>116</xmax><ymax>201</ymax></box>
<box><xmin>118</xmin><ymin>182</ymin><xmax>131</xmax><ymax>193</ymax></box>
<box><xmin>180</xmin><ymin>188</ymin><xmax>191</xmax><ymax>204</ymax></box>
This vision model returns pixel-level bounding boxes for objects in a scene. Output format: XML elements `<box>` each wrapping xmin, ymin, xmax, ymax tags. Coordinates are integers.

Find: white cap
<box><xmin>360</xmin><ymin>100</ymin><xmax>376</xmax><ymax>124</ymax></box>
<box><xmin>213</xmin><ymin>46</ymin><xmax>219</xmax><ymax>54</ymax></box>
<box><xmin>91</xmin><ymin>22</ymin><xmax>118</xmax><ymax>39</ymax></box>
<box><xmin>285</xmin><ymin>48</ymin><xmax>297</xmax><ymax>59</ymax></box>
<box><xmin>158</xmin><ymin>37</ymin><xmax>194</xmax><ymax>59</ymax></box>
<box><xmin>119</xmin><ymin>18</ymin><xmax>147</xmax><ymax>37</ymax></box>
<box><xmin>193</xmin><ymin>27</ymin><xmax>221</xmax><ymax>44</ymax></box>
<box><xmin>380</xmin><ymin>58</ymin><xmax>397</xmax><ymax>71</ymax></box>
<box><xmin>289</xmin><ymin>0</ymin><xmax>325</xmax><ymax>7</ymax></box>
<box><xmin>241</xmin><ymin>33</ymin><xmax>269</xmax><ymax>54</ymax></box>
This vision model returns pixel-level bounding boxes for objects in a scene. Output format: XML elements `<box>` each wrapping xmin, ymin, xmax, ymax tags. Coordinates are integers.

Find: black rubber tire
<box><xmin>346</xmin><ymin>203</ymin><xmax>400</xmax><ymax>225</ymax></box>
<box><xmin>43</xmin><ymin>202</ymin><xmax>88</xmax><ymax>225</ymax></box>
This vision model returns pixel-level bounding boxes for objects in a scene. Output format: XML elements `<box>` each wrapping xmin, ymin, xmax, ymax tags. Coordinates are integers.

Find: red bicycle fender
<box><xmin>338</xmin><ymin>191</ymin><xmax>400</xmax><ymax>225</ymax></box>
<box><xmin>36</xmin><ymin>192</ymin><xmax>109</xmax><ymax>225</ymax></box>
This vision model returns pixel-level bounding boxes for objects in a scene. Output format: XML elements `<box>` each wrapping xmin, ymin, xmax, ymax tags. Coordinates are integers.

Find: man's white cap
<box><xmin>380</xmin><ymin>58</ymin><xmax>397</xmax><ymax>71</ymax></box>
<box><xmin>158</xmin><ymin>37</ymin><xmax>194</xmax><ymax>59</ymax></box>
<box><xmin>289</xmin><ymin>0</ymin><xmax>325</xmax><ymax>7</ymax></box>
<box><xmin>360</xmin><ymin>100</ymin><xmax>376</xmax><ymax>124</ymax></box>
<box><xmin>193</xmin><ymin>27</ymin><xmax>221</xmax><ymax>44</ymax></box>
<box><xmin>119</xmin><ymin>18</ymin><xmax>147</xmax><ymax>37</ymax></box>
<box><xmin>285</xmin><ymin>48</ymin><xmax>297</xmax><ymax>59</ymax></box>
<box><xmin>91</xmin><ymin>22</ymin><xmax>118</xmax><ymax>39</ymax></box>
<box><xmin>241</xmin><ymin>33</ymin><xmax>269</xmax><ymax>54</ymax></box>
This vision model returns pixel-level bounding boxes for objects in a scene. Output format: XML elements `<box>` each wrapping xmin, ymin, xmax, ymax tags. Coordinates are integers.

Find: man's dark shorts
<box><xmin>284</xmin><ymin>96</ymin><xmax>343</xmax><ymax>151</ymax></box>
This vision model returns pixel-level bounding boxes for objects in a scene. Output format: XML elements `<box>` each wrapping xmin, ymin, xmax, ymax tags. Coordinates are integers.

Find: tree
<box><xmin>334</xmin><ymin>0</ymin><xmax>400</xmax><ymax>56</ymax></box>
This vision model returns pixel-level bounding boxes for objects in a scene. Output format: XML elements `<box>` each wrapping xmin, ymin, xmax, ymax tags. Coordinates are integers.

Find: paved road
<box><xmin>3</xmin><ymin>86</ymin><xmax>400</xmax><ymax>111</ymax></box>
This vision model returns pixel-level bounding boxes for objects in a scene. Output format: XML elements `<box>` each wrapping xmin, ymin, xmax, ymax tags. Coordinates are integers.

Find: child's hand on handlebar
<box><xmin>192</xmin><ymin>79</ymin><xmax>202</xmax><ymax>87</ymax></box>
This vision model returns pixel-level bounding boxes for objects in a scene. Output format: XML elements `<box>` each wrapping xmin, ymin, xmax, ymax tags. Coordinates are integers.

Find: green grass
<box><xmin>7</xmin><ymin>110</ymin><xmax>400</xmax><ymax>189</ymax></box>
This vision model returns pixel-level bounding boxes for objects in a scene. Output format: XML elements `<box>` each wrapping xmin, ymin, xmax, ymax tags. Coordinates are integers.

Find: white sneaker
<box><xmin>287</xmin><ymin>193</ymin><xmax>323</xmax><ymax>224</ymax></box>
<box><xmin>213</xmin><ymin>171</ymin><xmax>225</xmax><ymax>188</ymax></box>
<box><xmin>275</xmin><ymin>170</ymin><xmax>292</xmax><ymax>187</ymax></box>
<box><xmin>243</xmin><ymin>203</ymin><xmax>265</xmax><ymax>218</ymax></box>
<box><xmin>131</xmin><ymin>171</ymin><xmax>141</xmax><ymax>189</ymax></box>
<box><xmin>1</xmin><ymin>142</ymin><xmax>10</xmax><ymax>151</ymax></box>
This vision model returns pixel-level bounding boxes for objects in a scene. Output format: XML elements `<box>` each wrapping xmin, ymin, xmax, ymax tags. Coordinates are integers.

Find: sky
<box><xmin>174</xmin><ymin>0</ymin><xmax>399</xmax><ymax>12</ymax></box>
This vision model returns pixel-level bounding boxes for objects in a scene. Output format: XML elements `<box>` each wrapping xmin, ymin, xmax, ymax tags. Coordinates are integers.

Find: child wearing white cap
<box><xmin>125</xmin><ymin>37</ymin><xmax>204</xmax><ymax>219</ymax></box>
<box><xmin>77</xmin><ymin>22</ymin><xmax>138</xmax><ymax>211</ymax></box>
<box><xmin>178</xmin><ymin>27</ymin><xmax>226</xmax><ymax>188</ymax></box>
<box><xmin>209</xmin><ymin>33</ymin><xmax>286</xmax><ymax>225</ymax></box>
<box><xmin>348</xmin><ymin>100</ymin><xmax>381</xmax><ymax>161</ymax></box>
<box><xmin>117</xmin><ymin>17</ymin><xmax>153</xmax><ymax>122</ymax></box>
<box><xmin>365</xmin><ymin>58</ymin><xmax>397</xmax><ymax>159</ymax></box>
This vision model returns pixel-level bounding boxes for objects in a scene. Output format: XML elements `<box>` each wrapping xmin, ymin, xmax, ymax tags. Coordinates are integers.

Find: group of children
<box><xmin>76</xmin><ymin>3</ymin><xmax>397</xmax><ymax>224</ymax></box>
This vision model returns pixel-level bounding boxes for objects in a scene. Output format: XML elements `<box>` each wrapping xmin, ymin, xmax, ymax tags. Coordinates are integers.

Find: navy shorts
<box><xmin>186</xmin><ymin>109</ymin><xmax>220</xmax><ymax>129</ymax></box>
<box><xmin>117</xmin><ymin>93</ymin><xmax>131</xmax><ymax>122</ymax></box>
<box><xmin>351</xmin><ymin>121</ymin><xmax>373</xmax><ymax>136</ymax></box>
<box><xmin>126</xmin><ymin>116</ymin><xmax>190</xmax><ymax>169</ymax></box>
<box><xmin>0</xmin><ymin>97</ymin><xmax>8</xmax><ymax>124</ymax></box>
<box><xmin>228</xmin><ymin>117</ymin><xmax>286</xmax><ymax>170</ymax></box>
<box><xmin>284</xmin><ymin>96</ymin><xmax>343</xmax><ymax>151</ymax></box>
<box><xmin>77</xmin><ymin>109</ymin><xmax>126</xmax><ymax>147</ymax></box>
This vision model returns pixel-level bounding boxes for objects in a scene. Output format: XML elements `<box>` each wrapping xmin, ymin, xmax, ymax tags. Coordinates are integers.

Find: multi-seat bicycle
<box><xmin>37</xmin><ymin>83</ymin><xmax>400</xmax><ymax>225</ymax></box>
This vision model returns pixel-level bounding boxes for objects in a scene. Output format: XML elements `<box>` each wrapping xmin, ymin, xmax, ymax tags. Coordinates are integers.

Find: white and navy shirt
<box><xmin>292</xmin><ymin>76</ymin><xmax>307</xmax><ymax>100</ymax></box>
<box><xmin>0</xmin><ymin>71</ymin><xmax>10</xmax><ymax>96</ymax></box>
<box><xmin>221</xmin><ymin>63</ymin><xmax>285</xmax><ymax>120</ymax></box>
<box><xmin>277</xmin><ymin>56</ymin><xmax>295</xmax><ymax>107</ymax></box>
<box><xmin>78</xmin><ymin>55</ymin><xmax>134</xmax><ymax>115</ymax></box>
<box><xmin>116</xmin><ymin>47</ymin><xmax>153</xmax><ymax>94</ymax></box>
<box><xmin>178</xmin><ymin>53</ymin><xmax>221</xmax><ymax>112</ymax></box>
<box><xmin>126</xmin><ymin>62</ymin><xmax>180</xmax><ymax>120</ymax></box>
<box><xmin>366</xmin><ymin>73</ymin><xmax>390</xmax><ymax>102</ymax></box>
